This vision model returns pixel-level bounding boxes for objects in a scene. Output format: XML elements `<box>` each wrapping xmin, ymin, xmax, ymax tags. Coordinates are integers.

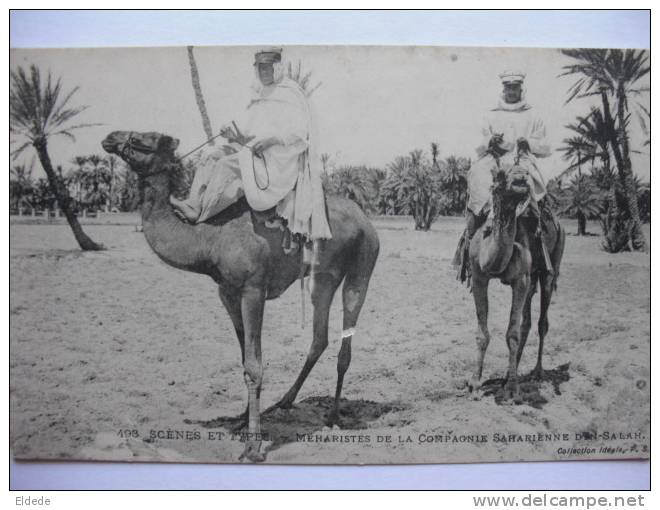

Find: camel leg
<box><xmin>533</xmin><ymin>273</ymin><xmax>554</xmax><ymax>380</ymax></box>
<box><xmin>469</xmin><ymin>274</ymin><xmax>490</xmax><ymax>391</ymax></box>
<box><xmin>516</xmin><ymin>273</ymin><xmax>538</xmax><ymax>368</ymax></box>
<box><xmin>238</xmin><ymin>286</ymin><xmax>266</xmax><ymax>463</ymax></box>
<box><xmin>218</xmin><ymin>287</ymin><xmax>249</xmax><ymax>432</ymax></box>
<box><xmin>218</xmin><ymin>286</ymin><xmax>245</xmax><ymax>361</ymax></box>
<box><xmin>503</xmin><ymin>274</ymin><xmax>530</xmax><ymax>402</ymax></box>
<box><xmin>328</xmin><ymin>271</ymin><xmax>372</xmax><ymax>427</ymax></box>
<box><xmin>275</xmin><ymin>271</ymin><xmax>341</xmax><ymax>409</ymax></box>
<box><xmin>532</xmin><ymin>224</ymin><xmax>564</xmax><ymax>380</ymax></box>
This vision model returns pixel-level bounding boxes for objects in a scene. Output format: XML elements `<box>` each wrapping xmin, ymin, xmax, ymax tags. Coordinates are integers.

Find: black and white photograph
<box><xmin>10</xmin><ymin>40</ymin><xmax>650</xmax><ymax>465</ymax></box>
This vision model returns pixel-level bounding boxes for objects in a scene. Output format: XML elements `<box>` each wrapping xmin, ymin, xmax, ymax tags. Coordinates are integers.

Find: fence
<box><xmin>9</xmin><ymin>208</ymin><xmax>141</xmax><ymax>226</ymax></box>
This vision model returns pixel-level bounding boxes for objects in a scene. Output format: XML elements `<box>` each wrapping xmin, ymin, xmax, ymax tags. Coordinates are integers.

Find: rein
<box><xmin>122</xmin><ymin>129</ymin><xmax>273</xmax><ymax>189</ymax></box>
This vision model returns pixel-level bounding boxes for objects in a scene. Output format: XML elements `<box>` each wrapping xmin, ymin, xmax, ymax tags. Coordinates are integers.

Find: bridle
<box><xmin>120</xmin><ymin>132</ymin><xmax>171</xmax><ymax>178</ymax></box>
<box><xmin>119</xmin><ymin>130</ymin><xmax>275</xmax><ymax>188</ymax></box>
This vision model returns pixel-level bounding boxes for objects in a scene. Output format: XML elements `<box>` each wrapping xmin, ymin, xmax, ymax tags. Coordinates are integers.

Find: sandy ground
<box><xmin>10</xmin><ymin>215</ymin><xmax>650</xmax><ymax>464</ymax></box>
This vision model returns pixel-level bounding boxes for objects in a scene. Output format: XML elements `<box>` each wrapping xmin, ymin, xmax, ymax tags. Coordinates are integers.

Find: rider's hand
<box><xmin>252</xmin><ymin>136</ymin><xmax>282</xmax><ymax>157</ymax></box>
<box><xmin>489</xmin><ymin>133</ymin><xmax>504</xmax><ymax>148</ymax></box>
<box><xmin>517</xmin><ymin>137</ymin><xmax>531</xmax><ymax>154</ymax></box>
<box><xmin>488</xmin><ymin>133</ymin><xmax>507</xmax><ymax>157</ymax></box>
<box><xmin>220</xmin><ymin>125</ymin><xmax>238</xmax><ymax>144</ymax></box>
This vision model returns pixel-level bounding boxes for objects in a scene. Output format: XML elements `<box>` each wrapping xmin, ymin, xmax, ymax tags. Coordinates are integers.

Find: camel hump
<box><xmin>326</xmin><ymin>195</ymin><xmax>378</xmax><ymax>243</ymax></box>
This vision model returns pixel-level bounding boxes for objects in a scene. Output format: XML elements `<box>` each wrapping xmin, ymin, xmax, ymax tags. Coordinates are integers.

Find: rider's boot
<box><xmin>169</xmin><ymin>195</ymin><xmax>201</xmax><ymax>223</ymax></box>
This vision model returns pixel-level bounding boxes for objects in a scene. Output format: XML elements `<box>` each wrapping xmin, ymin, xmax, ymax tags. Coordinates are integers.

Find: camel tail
<box><xmin>341</xmin><ymin>224</ymin><xmax>380</xmax><ymax>336</ymax></box>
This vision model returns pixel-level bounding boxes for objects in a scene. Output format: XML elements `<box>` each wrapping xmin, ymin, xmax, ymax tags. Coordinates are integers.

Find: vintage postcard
<box><xmin>9</xmin><ymin>44</ymin><xmax>650</xmax><ymax>464</ymax></box>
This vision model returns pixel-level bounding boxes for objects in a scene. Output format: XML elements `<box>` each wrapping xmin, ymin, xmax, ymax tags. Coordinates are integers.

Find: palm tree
<box><xmin>287</xmin><ymin>59</ymin><xmax>322</xmax><ymax>97</ymax></box>
<box><xmin>69</xmin><ymin>155</ymin><xmax>88</xmax><ymax>209</ymax></box>
<box><xmin>409</xmin><ymin>149</ymin><xmax>424</xmax><ymax>168</ymax></box>
<box><xmin>115</xmin><ymin>166</ymin><xmax>141</xmax><ymax>212</ymax></box>
<box><xmin>558</xmin><ymin>135</ymin><xmax>594</xmax><ymax>175</ymax></box>
<box><xmin>82</xmin><ymin>154</ymin><xmax>112</xmax><ymax>211</ymax></box>
<box><xmin>440</xmin><ymin>155</ymin><xmax>470</xmax><ymax>215</ymax></box>
<box><xmin>544</xmin><ymin>177</ymin><xmax>563</xmax><ymax>210</ymax></box>
<box><xmin>10</xmin><ymin>160</ymin><xmax>35</xmax><ymax>214</ymax></box>
<box><xmin>430</xmin><ymin>142</ymin><xmax>440</xmax><ymax>169</ymax></box>
<box><xmin>320</xmin><ymin>153</ymin><xmax>331</xmax><ymax>173</ymax></box>
<box><xmin>560</xmin><ymin>174</ymin><xmax>601</xmax><ymax>235</ymax></box>
<box><xmin>31</xmin><ymin>178</ymin><xmax>55</xmax><ymax>211</ymax></box>
<box><xmin>187</xmin><ymin>46</ymin><xmax>215</xmax><ymax>144</ymax></box>
<box><xmin>325</xmin><ymin>166</ymin><xmax>373</xmax><ymax>211</ymax></box>
<box><xmin>637</xmin><ymin>181</ymin><xmax>650</xmax><ymax>223</ymax></box>
<box><xmin>10</xmin><ymin>64</ymin><xmax>103</xmax><ymax>250</ymax></box>
<box><xmin>578</xmin><ymin>108</ymin><xmax>612</xmax><ymax>172</ymax></box>
<box><xmin>383</xmin><ymin>152</ymin><xmax>443</xmax><ymax>230</ymax></box>
<box><xmin>380</xmin><ymin>156</ymin><xmax>411</xmax><ymax>215</ymax></box>
<box><xmin>559</xmin><ymin>108</ymin><xmax>613</xmax><ymax>180</ymax></box>
<box><xmin>637</xmin><ymin>104</ymin><xmax>650</xmax><ymax>148</ymax></box>
<box><xmin>560</xmin><ymin>49</ymin><xmax>649</xmax><ymax>251</ymax></box>
<box><xmin>105</xmin><ymin>154</ymin><xmax>121</xmax><ymax>211</ymax></box>
<box><xmin>559</xmin><ymin>116</ymin><xmax>607</xmax><ymax>171</ymax></box>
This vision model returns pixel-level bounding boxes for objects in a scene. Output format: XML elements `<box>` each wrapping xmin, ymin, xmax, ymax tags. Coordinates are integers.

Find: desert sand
<box><xmin>10</xmin><ymin>215</ymin><xmax>650</xmax><ymax>464</ymax></box>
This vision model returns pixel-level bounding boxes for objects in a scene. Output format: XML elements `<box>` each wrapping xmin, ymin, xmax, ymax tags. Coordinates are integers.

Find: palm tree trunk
<box><xmin>34</xmin><ymin>140</ymin><xmax>104</xmax><ymax>251</ymax></box>
<box><xmin>187</xmin><ymin>46</ymin><xmax>215</xmax><ymax>144</ymax></box>
<box><xmin>577</xmin><ymin>211</ymin><xmax>586</xmax><ymax>235</ymax></box>
<box><xmin>600</xmin><ymin>89</ymin><xmax>646</xmax><ymax>251</ymax></box>
<box><xmin>108</xmin><ymin>158</ymin><xmax>114</xmax><ymax>212</ymax></box>
<box><xmin>615</xmin><ymin>83</ymin><xmax>646</xmax><ymax>250</ymax></box>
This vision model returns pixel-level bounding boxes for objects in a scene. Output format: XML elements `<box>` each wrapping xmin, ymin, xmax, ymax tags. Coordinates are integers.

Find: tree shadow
<box><xmin>480</xmin><ymin>363</ymin><xmax>570</xmax><ymax>408</ymax></box>
<box><xmin>187</xmin><ymin>396</ymin><xmax>405</xmax><ymax>452</ymax></box>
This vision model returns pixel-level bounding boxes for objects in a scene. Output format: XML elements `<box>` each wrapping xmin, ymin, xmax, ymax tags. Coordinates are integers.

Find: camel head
<box><xmin>491</xmin><ymin>167</ymin><xmax>529</xmax><ymax>203</ymax></box>
<box><xmin>102</xmin><ymin>131</ymin><xmax>180</xmax><ymax>176</ymax></box>
<box><xmin>487</xmin><ymin>167</ymin><xmax>529</xmax><ymax>221</ymax></box>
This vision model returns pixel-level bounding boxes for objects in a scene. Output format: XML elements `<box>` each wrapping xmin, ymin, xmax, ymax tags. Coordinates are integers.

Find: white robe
<box><xmin>192</xmin><ymin>77</ymin><xmax>332</xmax><ymax>240</ymax></box>
<box><xmin>467</xmin><ymin>100</ymin><xmax>551</xmax><ymax>214</ymax></box>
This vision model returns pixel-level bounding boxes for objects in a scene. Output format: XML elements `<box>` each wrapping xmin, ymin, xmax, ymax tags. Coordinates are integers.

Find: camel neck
<box><xmin>483</xmin><ymin>189</ymin><xmax>518</xmax><ymax>274</ymax></box>
<box><xmin>140</xmin><ymin>167</ymin><xmax>208</xmax><ymax>273</ymax></box>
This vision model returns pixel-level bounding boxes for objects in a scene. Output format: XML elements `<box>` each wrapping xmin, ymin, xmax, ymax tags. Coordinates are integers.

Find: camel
<box><xmin>467</xmin><ymin>152</ymin><xmax>565</xmax><ymax>402</ymax></box>
<box><xmin>102</xmin><ymin>131</ymin><xmax>379</xmax><ymax>462</ymax></box>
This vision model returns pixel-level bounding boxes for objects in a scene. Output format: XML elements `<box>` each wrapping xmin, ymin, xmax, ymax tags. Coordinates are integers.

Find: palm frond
<box><xmin>10</xmin><ymin>141</ymin><xmax>33</xmax><ymax>160</ymax></box>
<box><xmin>10</xmin><ymin>63</ymin><xmax>95</xmax><ymax>147</ymax></box>
<box><xmin>49</xmin><ymin>122</ymin><xmax>103</xmax><ymax>136</ymax></box>
<box><xmin>286</xmin><ymin>59</ymin><xmax>322</xmax><ymax>97</ymax></box>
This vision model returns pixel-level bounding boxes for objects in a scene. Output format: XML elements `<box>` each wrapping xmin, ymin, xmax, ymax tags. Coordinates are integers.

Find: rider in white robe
<box><xmin>455</xmin><ymin>71</ymin><xmax>555</xmax><ymax>277</ymax></box>
<box><xmin>466</xmin><ymin>70</ymin><xmax>551</xmax><ymax>236</ymax></box>
<box><xmin>170</xmin><ymin>48</ymin><xmax>332</xmax><ymax>243</ymax></box>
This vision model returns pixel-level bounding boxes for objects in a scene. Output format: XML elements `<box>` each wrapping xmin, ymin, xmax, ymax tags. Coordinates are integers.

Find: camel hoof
<box><xmin>454</xmin><ymin>378</ymin><xmax>469</xmax><ymax>390</ymax></box>
<box><xmin>239</xmin><ymin>442</ymin><xmax>265</xmax><ymax>463</ymax></box>
<box><xmin>532</xmin><ymin>367</ymin><xmax>545</xmax><ymax>381</ymax></box>
<box><xmin>230</xmin><ymin>421</ymin><xmax>247</xmax><ymax>434</ymax></box>
<box><xmin>326</xmin><ymin>412</ymin><xmax>343</xmax><ymax>428</ymax></box>
<box><xmin>467</xmin><ymin>376</ymin><xmax>481</xmax><ymax>393</ymax></box>
<box><xmin>272</xmin><ymin>392</ymin><xmax>296</xmax><ymax>410</ymax></box>
<box><xmin>229</xmin><ymin>413</ymin><xmax>248</xmax><ymax>433</ymax></box>
<box><xmin>264</xmin><ymin>399</ymin><xmax>293</xmax><ymax>414</ymax></box>
<box><xmin>276</xmin><ymin>399</ymin><xmax>294</xmax><ymax>410</ymax></box>
<box><xmin>503</xmin><ymin>382</ymin><xmax>521</xmax><ymax>403</ymax></box>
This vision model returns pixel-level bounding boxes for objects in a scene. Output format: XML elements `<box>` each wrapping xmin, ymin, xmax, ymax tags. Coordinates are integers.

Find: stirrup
<box><xmin>282</xmin><ymin>230</ymin><xmax>300</xmax><ymax>255</ymax></box>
